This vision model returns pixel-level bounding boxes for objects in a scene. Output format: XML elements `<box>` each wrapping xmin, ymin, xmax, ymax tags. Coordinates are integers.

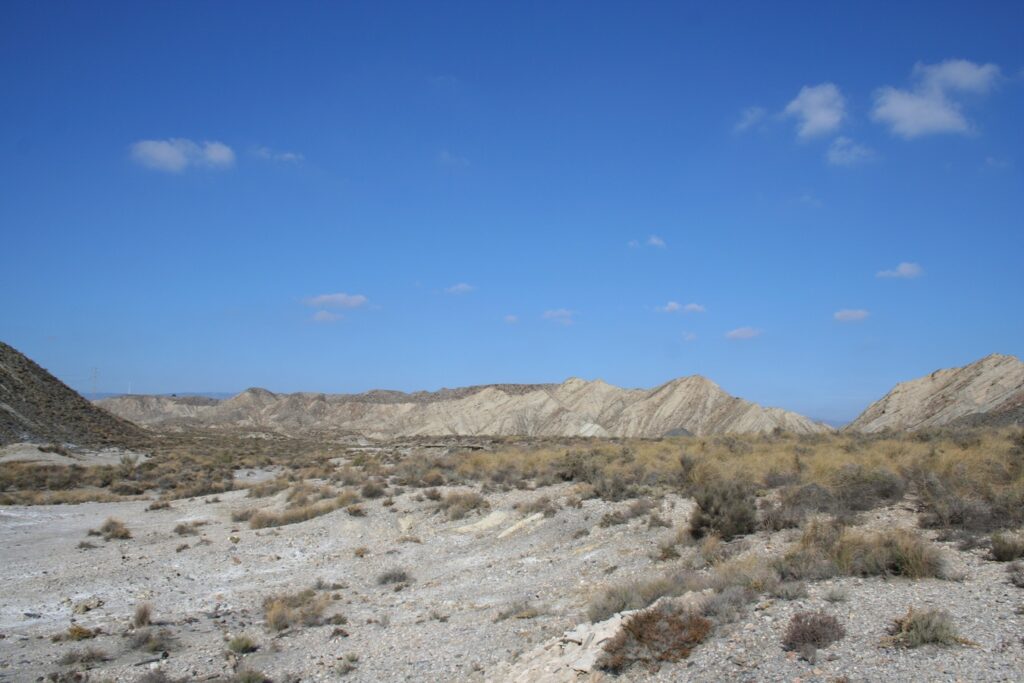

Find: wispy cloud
<box><xmin>872</xmin><ymin>59</ymin><xmax>1001</xmax><ymax>138</ymax></box>
<box><xmin>543</xmin><ymin>309</ymin><xmax>575</xmax><ymax>326</ymax></box>
<box><xmin>305</xmin><ymin>292</ymin><xmax>368</xmax><ymax>308</ymax></box>
<box><xmin>827</xmin><ymin>136</ymin><xmax>874</xmax><ymax>166</ymax></box>
<box><xmin>130</xmin><ymin>138</ymin><xmax>235</xmax><ymax>172</ymax></box>
<box><xmin>783</xmin><ymin>83</ymin><xmax>846</xmax><ymax>139</ymax></box>
<box><xmin>726</xmin><ymin>327</ymin><xmax>761</xmax><ymax>340</ymax></box>
<box><xmin>647</xmin><ymin>235</ymin><xmax>666</xmax><ymax>248</ymax></box>
<box><xmin>682</xmin><ymin>331</ymin><xmax>697</xmax><ymax>342</ymax></box>
<box><xmin>438</xmin><ymin>149</ymin><xmax>470</xmax><ymax>167</ymax></box>
<box><xmin>445</xmin><ymin>283</ymin><xmax>475</xmax><ymax>295</ymax></box>
<box><xmin>504</xmin><ymin>314</ymin><xmax>519</xmax><ymax>324</ymax></box>
<box><xmin>834</xmin><ymin>309</ymin><xmax>869</xmax><ymax>322</ymax></box>
<box><xmin>659</xmin><ymin>301</ymin><xmax>705</xmax><ymax>313</ymax></box>
<box><xmin>876</xmin><ymin>262</ymin><xmax>923</xmax><ymax>279</ymax></box>
<box><xmin>255</xmin><ymin>146</ymin><xmax>304</xmax><ymax>163</ymax></box>
<box><xmin>734</xmin><ymin>106</ymin><xmax>766</xmax><ymax>133</ymax></box>
<box><xmin>312</xmin><ymin>310</ymin><xmax>342</xmax><ymax>323</ymax></box>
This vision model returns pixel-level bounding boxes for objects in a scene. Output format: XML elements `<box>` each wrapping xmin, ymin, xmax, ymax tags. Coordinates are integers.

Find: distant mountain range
<box><xmin>96</xmin><ymin>375</ymin><xmax>831</xmax><ymax>438</ymax></box>
<box><xmin>3</xmin><ymin>339</ymin><xmax>1022</xmax><ymax>447</ymax></box>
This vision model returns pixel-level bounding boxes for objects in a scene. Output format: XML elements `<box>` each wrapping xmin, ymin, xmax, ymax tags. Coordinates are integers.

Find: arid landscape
<box><xmin>2</xmin><ymin>341</ymin><xmax>1023</xmax><ymax>682</ymax></box>
<box><xmin>3</xmin><ymin>4</ymin><xmax>1022</xmax><ymax>682</ymax></box>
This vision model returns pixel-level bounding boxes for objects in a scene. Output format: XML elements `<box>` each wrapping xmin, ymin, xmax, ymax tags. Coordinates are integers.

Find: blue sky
<box><xmin>1</xmin><ymin>1</ymin><xmax>1022</xmax><ymax>423</ymax></box>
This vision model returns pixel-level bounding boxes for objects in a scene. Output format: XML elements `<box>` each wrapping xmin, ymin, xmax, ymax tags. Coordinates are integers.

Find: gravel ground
<box><xmin>0</xmin><ymin>485</ymin><xmax>1021</xmax><ymax>682</ymax></box>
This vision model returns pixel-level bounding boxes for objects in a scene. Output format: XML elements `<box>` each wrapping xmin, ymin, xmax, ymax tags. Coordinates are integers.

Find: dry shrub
<box><xmin>57</xmin><ymin>646</ymin><xmax>109</xmax><ymax>665</ymax></box>
<box><xmin>1006</xmin><ymin>561</ymin><xmax>1024</xmax><ymax>588</ymax></box>
<box><xmin>263</xmin><ymin>589</ymin><xmax>330</xmax><ymax>631</ymax></box>
<box><xmin>689</xmin><ymin>481</ymin><xmax>756</xmax><ymax>541</ymax></box>
<box><xmin>360</xmin><ymin>481</ymin><xmax>386</xmax><ymax>498</ymax></box>
<box><xmin>438</xmin><ymin>491</ymin><xmax>489</xmax><ymax>520</ymax></box>
<box><xmin>93</xmin><ymin>517</ymin><xmax>131</xmax><ymax>541</ymax></box>
<box><xmin>782</xmin><ymin>610</ymin><xmax>845</xmax><ymax>652</ymax></box>
<box><xmin>587</xmin><ymin>571</ymin><xmax>699</xmax><ymax>622</ymax></box>
<box><xmin>990</xmin><ymin>531</ymin><xmax>1024</xmax><ymax>562</ymax></box>
<box><xmin>833</xmin><ymin>529</ymin><xmax>945</xmax><ymax>579</ymax></box>
<box><xmin>598</xmin><ymin>602</ymin><xmax>712</xmax><ymax>673</ymax></box>
<box><xmin>133</xmin><ymin>602</ymin><xmax>152</xmax><ymax>627</ymax></box>
<box><xmin>779</xmin><ymin>520</ymin><xmax>943</xmax><ymax>580</ymax></box>
<box><xmin>515</xmin><ymin>495</ymin><xmax>560</xmax><ymax>517</ymax></box>
<box><xmin>131</xmin><ymin>627</ymin><xmax>174</xmax><ymax>652</ymax></box>
<box><xmin>249</xmin><ymin>496</ymin><xmax>346</xmax><ymax>528</ymax></box>
<box><xmin>377</xmin><ymin>568</ymin><xmax>411</xmax><ymax>585</ymax></box>
<box><xmin>52</xmin><ymin>624</ymin><xmax>97</xmax><ymax>642</ymax></box>
<box><xmin>829</xmin><ymin>464</ymin><xmax>905</xmax><ymax>512</ymax></box>
<box><xmin>173</xmin><ymin>522</ymin><xmax>200</xmax><ymax>536</ymax></box>
<box><xmin>887</xmin><ymin>607</ymin><xmax>960</xmax><ymax>647</ymax></box>
<box><xmin>246</xmin><ymin>477</ymin><xmax>289</xmax><ymax>498</ymax></box>
<box><xmin>228</xmin><ymin>634</ymin><xmax>258</xmax><ymax>653</ymax></box>
<box><xmin>146</xmin><ymin>500</ymin><xmax>171</xmax><ymax>511</ymax></box>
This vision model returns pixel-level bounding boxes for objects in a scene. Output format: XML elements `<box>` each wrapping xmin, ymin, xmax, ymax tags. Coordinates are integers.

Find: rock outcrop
<box><xmin>99</xmin><ymin>375</ymin><xmax>831</xmax><ymax>438</ymax></box>
<box><xmin>0</xmin><ymin>341</ymin><xmax>147</xmax><ymax>447</ymax></box>
<box><xmin>846</xmin><ymin>353</ymin><xmax>1024</xmax><ymax>433</ymax></box>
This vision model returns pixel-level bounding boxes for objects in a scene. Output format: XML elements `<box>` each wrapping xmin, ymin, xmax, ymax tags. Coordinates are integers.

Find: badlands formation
<box><xmin>98</xmin><ymin>376</ymin><xmax>831</xmax><ymax>439</ymax></box>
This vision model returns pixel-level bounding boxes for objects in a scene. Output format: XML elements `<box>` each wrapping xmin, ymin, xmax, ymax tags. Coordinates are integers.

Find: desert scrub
<box><xmin>377</xmin><ymin>568</ymin><xmax>411</xmax><ymax>585</ymax></box>
<box><xmin>437</xmin><ymin>491</ymin><xmax>489</xmax><ymax>520</ymax></box>
<box><xmin>248</xmin><ymin>495</ymin><xmax>348</xmax><ymax>528</ymax></box>
<box><xmin>782</xmin><ymin>610</ymin><xmax>845</xmax><ymax>652</ymax></box>
<box><xmin>57</xmin><ymin>646</ymin><xmax>109</xmax><ymax>665</ymax></box>
<box><xmin>246</xmin><ymin>476</ymin><xmax>289</xmax><ymax>498</ymax></box>
<box><xmin>598</xmin><ymin>602</ymin><xmax>712</xmax><ymax>673</ymax></box>
<box><xmin>886</xmin><ymin>607</ymin><xmax>961</xmax><ymax>647</ymax></box>
<box><xmin>600</xmin><ymin>498</ymin><xmax>655</xmax><ymax>527</ymax></box>
<box><xmin>51</xmin><ymin>624</ymin><xmax>98</xmax><ymax>642</ymax></box>
<box><xmin>133</xmin><ymin>602</ymin><xmax>152</xmax><ymax>627</ymax></box>
<box><xmin>1006</xmin><ymin>561</ymin><xmax>1024</xmax><ymax>588</ymax></box>
<box><xmin>689</xmin><ymin>481</ymin><xmax>756</xmax><ymax>541</ymax></box>
<box><xmin>778</xmin><ymin>520</ymin><xmax>944</xmax><ymax>580</ymax></box>
<box><xmin>587</xmin><ymin>571</ymin><xmax>701</xmax><ymax>622</ymax></box>
<box><xmin>990</xmin><ymin>531</ymin><xmax>1024</xmax><ymax>561</ymax></box>
<box><xmin>89</xmin><ymin>517</ymin><xmax>131</xmax><ymax>540</ymax></box>
<box><xmin>131</xmin><ymin>627</ymin><xmax>175</xmax><ymax>652</ymax></box>
<box><xmin>228</xmin><ymin>634</ymin><xmax>258</xmax><ymax>653</ymax></box>
<box><xmin>515</xmin><ymin>495</ymin><xmax>560</xmax><ymax>517</ymax></box>
<box><xmin>263</xmin><ymin>589</ymin><xmax>330</xmax><ymax>631</ymax></box>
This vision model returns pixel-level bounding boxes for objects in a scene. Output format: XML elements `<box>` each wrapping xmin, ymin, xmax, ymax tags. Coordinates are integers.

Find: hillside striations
<box><xmin>846</xmin><ymin>353</ymin><xmax>1024</xmax><ymax>433</ymax></box>
<box><xmin>99</xmin><ymin>376</ymin><xmax>831</xmax><ymax>438</ymax></box>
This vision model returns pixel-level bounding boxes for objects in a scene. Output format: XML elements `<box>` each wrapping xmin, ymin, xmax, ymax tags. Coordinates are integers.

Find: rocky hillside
<box><xmin>99</xmin><ymin>375</ymin><xmax>830</xmax><ymax>438</ymax></box>
<box><xmin>846</xmin><ymin>353</ymin><xmax>1024</xmax><ymax>433</ymax></box>
<box><xmin>0</xmin><ymin>341</ymin><xmax>147</xmax><ymax>447</ymax></box>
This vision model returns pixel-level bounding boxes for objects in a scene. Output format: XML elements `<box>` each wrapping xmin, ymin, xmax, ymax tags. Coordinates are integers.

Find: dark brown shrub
<box><xmin>689</xmin><ymin>481</ymin><xmax>756</xmax><ymax>541</ymax></box>
<box><xmin>782</xmin><ymin>610</ymin><xmax>845</xmax><ymax>652</ymax></box>
<box><xmin>598</xmin><ymin>603</ymin><xmax>711</xmax><ymax>673</ymax></box>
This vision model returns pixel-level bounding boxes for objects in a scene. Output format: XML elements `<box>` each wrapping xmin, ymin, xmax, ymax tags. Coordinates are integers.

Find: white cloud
<box><xmin>312</xmin><ymin>310</ymin><xmax>342</xmax><ymax>323</ymax></box>
<box><xmin>306</xmin><ymin>292</ymin><xmax>368</xmax><ymax>308</ymax></box>
<box><xmin>872</xmin><ymin>59</ymin><xmax>1001</xmax><ymax>138</ymax></box>
<box><xmin>726</xmin><ymin>327</ymin><xmax>761</xmax><ymax>340</ymax></box>
<box><xmin>734</xmin><ymin>106</ymin><xmax>766</xmax><ymax>132</ymax></box>
<box><xmin>682</xmin><ymin>331</ymin><xmax>697</xmax><ymax>342</ymax></box>
<box><xmin>659</xmin><ymin>301</ymin><xmax>705</xmax><ymax>313</ymax></box>
<box><xmin>834</xmin><ymin>309</ymin><xmax>869</xmax><ymax>322</ymax></box>
<box><xmin>783</xmin><ymin>83</ymin><xmax>846</xmax><ymax>138</ymax></box>
<box><xmin>647</xmin><ymin>235</ymin><xmax>666</xmax><ymax>248</ymax></box>
<box><xmin>255</xmin><ymin>146</ymin><xmax>304</xmax><ymax>163</ymax></box>
<box><xmin>876</xmin><ymin>262</ymin><xmax>923</xmax><ymax>279</ymax></box>
<box><xmin>445</xmin><ymin>283</ymin><xmax>475</xmax><ymax>294</ymax></box>
<box><xmin>438</xmin><ymin>149</ymin><xmax>470</xmax><ymax>167</ymax></box>
<box><xmin>627</xmin><ymin>239</ymin><xmax>640</xmax><ymax>248</ymax></box>
<box><xmin>504</xmin><ymin>314</ymin><xmax>519</xmax><ymax>324</ymax></box>
<box><xmin>543</xmin><ymin>309</ymin><xmax>575</xmax><ymax>326</ymax></box>
<box><xmin>130</xmin><ymin>138</ymin><xmax>235</xmax><ymax>172</ymax></box>
<box><xmin>827</xmin><ymin>136</ymin><xmax>874</xmax><ymax>166</ymax></box>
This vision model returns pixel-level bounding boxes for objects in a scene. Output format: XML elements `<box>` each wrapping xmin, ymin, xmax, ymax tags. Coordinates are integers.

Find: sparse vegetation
<box><xmin>377</xmin><ymin>568</ymin><xmax>411</xmax><ymax>585</ymax></box>
<box><xmin>887</xmin><ymin>607</ymin><xmax>960</xmax><ymax>648</ymax></box>
<box><xmin>990</xmin><ymin>531</ymin><xmax>1024</xmax><ymax>562</ymax></box>
<box><xmin>90</xmin><ymin>517</ymin><xmax>131</xmax><ymax>541</ymax></box>
<box><xmin>782</xmin><ymin>610</ymin><xmax>845</xmax><ymax>652</ymax></box>
<box><xmin>133</xmin><ymin>602</ymin><xmax>152</xmax><ymax>627</ymax></box>
<box><xmin>57</xmin><ymin>647</ymin><xmax>109</xmax><ymax>665</ymax></box>
<box><xmin>263</xmin><ymin>589</ymin><xmax>330</xmax><ymax>631</ymax></box>
<box><xmin>689</xmin><ymin>481</ymin><xmax>756</xmax><ymax>541</ymax></box>
<box><xmin>437</xmin><ymin>491</ymin><xmax>489</xmax><ymax>520</ymax></box>
<box><xmin>598</xmin><ymin>602</ymin><xmax>712</xmax><ymax>673</ymax></box>
<box><xmin>131</xmin><ymin>627</ymin><xmax>175</xmax><ymax>652</ymax></box>
<box><xmin>228</xmin><ymin>634</ymin><xmax>258</xmax><ymax>653</ymax></box>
